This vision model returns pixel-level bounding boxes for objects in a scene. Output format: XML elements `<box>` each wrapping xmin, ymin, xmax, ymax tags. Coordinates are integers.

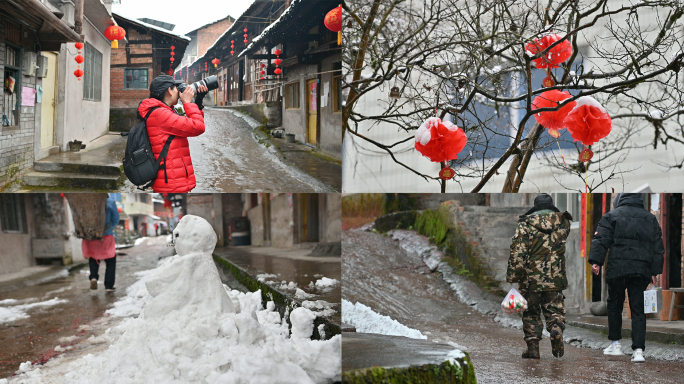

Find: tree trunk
<box><xmin>501</xmin><ymin>123</ymin><xmax>545</xmax><ymax>192</ymax></box>
<box><xmin>65</xmin><ymin>193</ymin><xmax>107</xmax><ymax>240</ymax></box>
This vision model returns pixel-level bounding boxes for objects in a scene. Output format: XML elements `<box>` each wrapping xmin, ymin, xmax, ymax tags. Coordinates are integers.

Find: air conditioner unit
<box><xmin>36</xmin><ymin>55</ymin><xmax>49</xmax><ymax>78</ymax></box>
<box><xmin>22</xmin><ymin>52</ymin><xmax>37</xmax><ymax>76</ymax></box>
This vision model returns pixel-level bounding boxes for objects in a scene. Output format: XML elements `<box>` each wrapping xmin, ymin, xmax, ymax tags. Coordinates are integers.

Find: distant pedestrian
<box><xmin>588</xmin><ymin>193</ymin><xmax>664</xmax><ymax>363</ymax></box>
<box><xmin>82</xmin><ymin>196</ymin><xmax>120</xmax><ymax>292</ymax></box>
<box><xmin>506</xmin><ymin>194</ymin><xmax>573</xmax><ymax>359</ymax></box>
<box><xmin>137</xmin><ymin>74</ymin><xmax>208</xmax><ymax>193</ymax></box>
<box><xmin>155</xmin><ymin>222</ymin><xmax>159</xmax><ymax>236</ymax></box>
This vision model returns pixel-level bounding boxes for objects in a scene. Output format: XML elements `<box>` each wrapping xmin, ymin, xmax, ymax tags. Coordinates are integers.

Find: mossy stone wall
<box><xmin>342</xmin><ymin>354</ymin><xmax>477</xmax><ymax>384</ymax></box>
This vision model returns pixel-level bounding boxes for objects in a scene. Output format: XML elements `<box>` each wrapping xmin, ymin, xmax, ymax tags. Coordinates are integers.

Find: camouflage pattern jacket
<box><xmin>506</xmin><ymin>210</ymin><xmax>573</xmax><ymax>292</ymax></box>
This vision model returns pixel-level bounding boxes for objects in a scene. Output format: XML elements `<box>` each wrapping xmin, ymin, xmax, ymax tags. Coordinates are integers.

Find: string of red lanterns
<box><xmin>230</xmin><ymin>40</ymin><xmax>235</xmax><ymax>56</ymax></box>
<box><xmin>243</xmin><ymin>28</ymin><xmax>248</xmax><ymax>45</ymax></box>
<box><xmin>274</xmin><ymin>48</ymin><xmax>282</xmax><ymax>77</ymax></box>
<box><xmin>74</xmin><ymin>42</ymin><xmax>84</xmax><ymax>81</ymax></box>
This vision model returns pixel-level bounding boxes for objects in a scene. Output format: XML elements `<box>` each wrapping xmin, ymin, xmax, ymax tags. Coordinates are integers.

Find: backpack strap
<box><xmin>156</xmin><ymin>134</ymin><xmax>176</xmax><ymax>184</ymax></box>
<box><xmin>144</xmin><ymin>106</ymin><xmax>160</xmax><ymax>121</ymax></box>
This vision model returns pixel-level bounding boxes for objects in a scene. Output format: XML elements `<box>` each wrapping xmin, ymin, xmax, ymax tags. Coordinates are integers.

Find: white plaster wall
<box><xmin>56</xmin><ymin>18</ymin><xmax>111</xmax><ymax>150</ymax></box>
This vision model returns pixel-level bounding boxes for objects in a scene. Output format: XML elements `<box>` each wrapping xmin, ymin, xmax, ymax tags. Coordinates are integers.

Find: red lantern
<box><xmin>244</xmin><ymin>39</ymin><xmax>248</xmax><ymax>44</ymax></box>
<box><xmin>274</xmin><ymin>58</ymin><xmax>282</xmax><ymax>65</ymax></box>
<box><xmin>244</xmin><ymin>28</ymin><xmax>248</xmax><ymax>33</ymax></box>
<box><xmin>532</xmin><ymin>90</ymin><xmax>577</xmax><ymax>133</ymax></box>
<box><xmin>244</xmin><ymin>34</ymin><xmax>248</xmax><ymax>38</ymax></box>
<box><xmin>525</xmin><ymin>33</ymin><xmax>572</xmax><ymax>69</ymax></box>
<box><xmin>578</xmin><ymin>149</ymin><xmax>594</xmax><ymax>163</ymax></box>
<box><xmin>260</xmin><ymin>77</ymin><xmax>265</xmax><ymax>80</ymax></box>
<box><xmin>414</xmin><ymin>117</ymin><xmax>468</xmax><ymax>163</ymax></box>
<box><xmin>324</xmin><ymin>6</ymin><xmax>342</xmax><ymax>32</ymax></box>
<box><xmin>274</xmin><ymin>68</ymin><xmax>282</xmax><ymax>75</ymax></box>
<box><xmin>274</xmin><ymin>49</ymin><xmax>282</xmax><ymax>56</ymax></box>
<box><xmin>104</xmin><ymin>25</ymin><xmax>126</xmax><ymax>49</ymax></box>
<box><xmin>205</xmin><ymin>62</ymin><xmax>208</xmax><ymax>71</ymax></box>
<box><xmin>231</xmin><ymin>51</ymin><xmax>235</xmax><ymax>55</ymax></box>
<box><xmin>75</xmin><ymin>54</ymin><xmax>84</xmax><ymax>64</ymax></box>
<box><xmin>75</xmin><ymin>42</ymin><xmax>84</xmax><ymax>50</ymax></box>
<box><xmin>170</xmin><ymin>57</ymin><xmax>175</xmax><ymax>62</ymax></box>
<box><xmin>171</xmin><ymin>45</ymin><xmax>175</xmax><ymax>50</ymax></box>
<box><xmin>563</xmin><ymin>96</ymin><xmax>612</xmax><ymax>146</ymax></box>
<box><xmin>260</xmin><ymin>70</ymin><xmax>265</xmax><ymax>75</ymax></box>
<box><xmin>231</xmin><ymin>40</ymin><xmax>234</xmax><ymax>44</ymax></box>
<box><xmin>260</xmin><ymin>63</ymin><xmax>266</xmax><ymax>68</ymax></box>
<box><xmin>74</xmin><ymin>68</ymin><xmax>84</xmax><ymax>78</ymax></box>
<box><xmin>170</xmin><ymin>52</ymin><xmax>175</xmax><ymax>56</ymax></box>
<box><xmin>166</xmin><ymin>69</ymin><xmax>173</xmax><ymax>76</ymax></box>
<box><xmin>439</xmin><ymin>167</ymin><xmax>455</xmax><ymax>180</ymax></box>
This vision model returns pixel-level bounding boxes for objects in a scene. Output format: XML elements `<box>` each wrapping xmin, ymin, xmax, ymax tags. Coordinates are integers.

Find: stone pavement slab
<box><xmin>567</xmin><ymin>313</ymin><xmax>684</xmax><ymax>345</ymax></box>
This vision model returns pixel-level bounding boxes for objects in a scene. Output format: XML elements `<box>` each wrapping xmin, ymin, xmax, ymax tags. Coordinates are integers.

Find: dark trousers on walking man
<box><xmin>607</xmin><ymin>274</ymin><xmax>651</xmax><ymax>351</ymax></box>
<box><xmin>522</xmin><ymin>290</ymin><xmax>566</xmax><ymax>346</ymax></box>
<box><xmin>89</xmin><ymin>257</ymin><xmax>116</xmax><ymax>290</ymax></box>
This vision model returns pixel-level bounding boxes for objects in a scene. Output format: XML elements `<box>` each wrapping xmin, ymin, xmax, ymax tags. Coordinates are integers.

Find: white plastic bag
<box><xmin>501</xmin><ymin>288</ymin><xmax>528</xmax><ymax>314</ymax></box>
<box><xmin>644</xmin><ymin>286</ymin><xmax>663</xmax><ymax>314</ymax></box>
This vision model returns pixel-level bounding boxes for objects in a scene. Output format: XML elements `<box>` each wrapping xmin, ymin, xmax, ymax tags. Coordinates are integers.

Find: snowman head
<box><xmin>173</xmin><ymin>215</ymin><xmax>217</xmax><ymax>256</ymax></box>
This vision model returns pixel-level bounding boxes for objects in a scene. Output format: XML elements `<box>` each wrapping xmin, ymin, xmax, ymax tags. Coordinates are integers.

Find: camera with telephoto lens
<box><xmin>178</xmin><ymin>75</ymin><xmax>219</xmax><ymax>94</ymax></box>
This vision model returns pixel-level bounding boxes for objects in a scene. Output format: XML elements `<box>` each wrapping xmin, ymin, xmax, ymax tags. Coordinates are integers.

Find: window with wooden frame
<box><xmin>332</xmin><ymin>62</ymin><xmax>342</xmax><ymax>113</ymax></box>
<box><xmin>3</xmin><ymin>32</ymin><xmax>22</xmax><ymax>128</ymax></box>
<box><xmin>124</xmin><ymin>68</ymin><xmax>149</xmax><ymax>89</ymax></box>
<box><xmin>0</xmin><ymin>194</ymin><xmax>28</xmax><ymax>234</ymax></box>
<box><xmin>83</xmin><ymin>42</ymin><xmax>103</xmax><ymax>101</ymax></box>
<box><xmin>286</xmin><ymin>82</ymin><xmax>300</xmax><ymax>109</ymax></box>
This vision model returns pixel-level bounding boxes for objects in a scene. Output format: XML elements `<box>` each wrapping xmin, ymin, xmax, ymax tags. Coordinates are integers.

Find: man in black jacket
<box><xmin>588</xmin><ymin>193</ymin><xmax>664</xmax><ymax>363</ymax></box>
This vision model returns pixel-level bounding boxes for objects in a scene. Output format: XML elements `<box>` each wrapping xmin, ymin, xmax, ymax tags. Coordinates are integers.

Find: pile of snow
<box><xmin>8</xmin><ymin>215</ymin><xmax>340</xmax><ymax>384</ymax></box>
<box><xmin>314</xmin><ymin>277</ymin><xmax>339</xmax><ymax>290</ymax></box>
<box><xmin>0</xmin><ymin>297</ymin><xmax>68</xmax><ymax>325</ymax></box>
<box><xmin>571</xmin><ymin>96</ymin><xmax>606</xmax><ymax>113</ymax></box>
<box><xmin>133</xmin><ymin>237</ymin><xmax>148</xmax><ymax>246</ymax></box>
<box><xmin>105</xmin><ymin>270</ymin><xmax>154</xmax><ymax>318</ymax></box>
<box><xmin>342</xmin><ymin>299</ymin><xmax>427</xmax><ymax>340</ymax></box>
<box><xmin>648</xmin><ymin>109</ymin><xmax>663</xmax><ymax>119</ymax></box>
<box><xmin>302</xmin><ymin>300</ymin><xmax>336</xmax><ymax>317</ymax></box>
<box><xmin>256</xmin><ymin>273</ymin><xmax>278</xmax><ymax>283</ymax></box>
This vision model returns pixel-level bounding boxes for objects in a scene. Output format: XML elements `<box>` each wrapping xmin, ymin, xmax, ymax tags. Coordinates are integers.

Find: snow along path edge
<box><xmin>216</xmin><ymin>108</ymin><xmax>334</xmax><ymax>193</ymax></box>
<box><xmin>385</xmin><ymin>228</ymin><xmax>684</xmax><ymax>362</ymax></box>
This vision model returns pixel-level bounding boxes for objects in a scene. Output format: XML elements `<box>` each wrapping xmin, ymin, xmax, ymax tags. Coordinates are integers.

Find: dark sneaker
<box><xmin>550</xmin><ymin>327</ymin><xmax>564</xmax><ymax>358</ymax></box>
<box><xmin>105</xmin><ymin>287</ymin><xmax>116</xmax><ymax>293</ymax></box>
<box><xmin>90</xmin><ymin>278</ymin><xmax>97</xmax><ymax>290</ymax></box>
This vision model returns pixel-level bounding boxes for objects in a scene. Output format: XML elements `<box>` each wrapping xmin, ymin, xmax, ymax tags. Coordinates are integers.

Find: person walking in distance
<box><xmin>507</xmin><ymin>194</ymin><xmax>573</xmax><ymax>359</ymax></box>
<box><xmin>83</xmin><ymin>195</ymin><xmax>120</xmax><ymax>292</ymax></box>
<box><xmin>589</xmin><ymin>193</ymin><xmax>664</xmax><ymax>363</ymax></box>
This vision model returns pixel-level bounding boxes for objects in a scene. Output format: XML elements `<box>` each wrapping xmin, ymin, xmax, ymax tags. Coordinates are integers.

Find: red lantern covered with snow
<box><xmin>104</xmin><ymin>25</ymin><xmax>126</xmax><ymax>49</ymax></box>
<box><xmin>532</xmin><ymin>90</ymin><xmax>577</xmax><ymax>133</ymax></box>
<box><xmin>525</xmin><ymin>33</ymin><xmax>572</xmax><ymax>69</ymax></box>
<box><xmin>414</xmin><ymin>117</ymin><xmax>468</xmax><ymax>163</ymax></box>
<box><xmin>563</xmin><ymin>96</ymin><xmax>612</xmax><ymax>147</ymax></box>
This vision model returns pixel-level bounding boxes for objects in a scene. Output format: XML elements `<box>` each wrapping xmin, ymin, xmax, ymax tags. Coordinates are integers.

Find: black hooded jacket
<box><xmin>588</xmin><ymin>194</ymin><xmax>664</xmax><ymax>280</ymax></box>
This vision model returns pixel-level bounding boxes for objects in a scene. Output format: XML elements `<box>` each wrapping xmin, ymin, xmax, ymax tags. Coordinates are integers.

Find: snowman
<box><xmin>142</xmin><ymin>215</ymin><xmax>235</xmax><ymax>319</ymax></box>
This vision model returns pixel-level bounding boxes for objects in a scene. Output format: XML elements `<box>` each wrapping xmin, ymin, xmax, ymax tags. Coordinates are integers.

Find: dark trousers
<box><xmin>89</xmin><ymin>257</ymin><xmax>116</xmax><ymax>289</ymax></box>
<box><xmin>606</xmin><ymin>274</ymin><xmax>650</xmax><ymax>350</ymax></box>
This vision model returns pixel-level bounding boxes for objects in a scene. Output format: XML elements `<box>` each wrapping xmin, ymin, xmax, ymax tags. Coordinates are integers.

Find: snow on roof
<box><xmin>113</xmin><ymin>12</ymin><xmax>191</xmax><ymax>41</ymax></box>
<box><xmin>238</xmin><ymin>0</ymin><xmax>303</xmax><ymax>58</ymax></box>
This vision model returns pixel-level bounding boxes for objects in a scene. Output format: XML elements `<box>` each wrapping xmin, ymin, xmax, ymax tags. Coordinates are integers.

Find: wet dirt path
<box><xmin>188</xmin><ymin>108</ymin><xmax>333</xmax><ymax>192</ymax></box>
<box><xmin>342</xmin><ymin>228</ymin><xmax>683</xmax><ymax>383</ymax></box>
<box><xmin>0</xmin><ymin>237</ymin><xmax>173</xmax><ymax>379</ymax></box>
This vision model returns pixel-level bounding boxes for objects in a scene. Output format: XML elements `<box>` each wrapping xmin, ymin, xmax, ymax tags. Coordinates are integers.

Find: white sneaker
<box><xmin>631</xmin><ymin>348</ymin><xmax>645</xmax><ymax>362</ymax></box>
<box><xmin>603</xmin><ymin>343</ymin><xmax>624</xmax><ymax>355</ymax></box>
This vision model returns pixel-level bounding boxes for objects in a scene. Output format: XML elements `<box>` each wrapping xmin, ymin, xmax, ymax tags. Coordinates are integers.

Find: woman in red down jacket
<box><xmin>138</xmin><ymin>74</ymin><xmax>208</xmax><ymax>193</ymax></box>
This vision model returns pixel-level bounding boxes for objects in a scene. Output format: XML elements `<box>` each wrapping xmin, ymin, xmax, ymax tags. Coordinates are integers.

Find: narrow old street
<box><xmin>342</xmin><ymin>227</ymin><xmax>684</xmax><ymax>383</ymax></box>
<box><xmin>0</xmin><ymin>236</ymin><xmax>173</xmax><ymax>379</ymax></box>
<box><xmin>184</xmin><ymin>108</ymin><xmax>335</xmax><ymax>193</ymax></box>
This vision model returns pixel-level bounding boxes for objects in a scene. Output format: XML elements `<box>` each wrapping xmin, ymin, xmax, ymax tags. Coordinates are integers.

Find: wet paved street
<box><xmin>342</xmin><ymin>228</ymin><xmax>684</xmax><ymax>383</ymax></box>
<box><xmin>0</xmin><ymin>237</ymin><xmax>172</xmax><ymax>378</ymax></box>
<box><xmin>214</xmin><ymin>245</ymin><xmax>341</xmax><ymax>325</ymax></box>
<box><xmin>187</xmin><ymin>108</ymin><xmax>333</xmax><ymax>193</ymax></box>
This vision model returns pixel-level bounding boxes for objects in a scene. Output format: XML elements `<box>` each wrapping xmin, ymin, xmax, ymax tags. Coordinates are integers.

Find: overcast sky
<box><xmin>111</xmin><ymin>0</ymin><xmax>252</xmax><ymax>36</ymax></box>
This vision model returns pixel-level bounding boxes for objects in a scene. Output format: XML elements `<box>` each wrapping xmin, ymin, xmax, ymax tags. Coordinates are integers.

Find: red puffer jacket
<box><xmin>138</xmin><ymin>98</ymin><xmax>205</xmax><ymax>193</ymax></box>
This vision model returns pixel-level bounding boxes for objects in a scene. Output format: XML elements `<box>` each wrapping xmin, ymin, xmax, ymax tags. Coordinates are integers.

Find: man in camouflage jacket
<box><xmin>506</xmin><ymin>194</ymin><xmax>573</xmax><ymax>359</ymax></box>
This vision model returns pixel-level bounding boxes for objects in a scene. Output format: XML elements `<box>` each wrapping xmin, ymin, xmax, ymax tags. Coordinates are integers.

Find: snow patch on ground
<box><xmin>302</xmin><ymin>300</ymin><xmax>336</xmax><ymax>317</ymax></box>
<box><xmin>342</xmin><ymin>299</ymin><xmax>427</xmax><ymax>340</ymax></box>
<box><xmin>314</xmin><ymin>277</ymin><xmax>339</xmax><ymax>289</ymax></box>
<box><xmin>133</xmin><ymin>237</ymin><xmax>148</xmax><ymax>246</ymax></box>
<box><xmin>0</xmin><ymin>297</ymin><xmax>68</xmax><ymax>325</ymax></box>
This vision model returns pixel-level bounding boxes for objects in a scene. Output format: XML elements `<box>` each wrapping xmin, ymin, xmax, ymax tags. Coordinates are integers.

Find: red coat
<box><xmin>138</xmin><ymin>99</ymin><xmax>205</xmax><ymax>193</ymax></box>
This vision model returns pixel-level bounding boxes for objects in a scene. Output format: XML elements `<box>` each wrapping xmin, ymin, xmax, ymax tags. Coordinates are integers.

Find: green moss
<box><xmin>342</xmin><ymin>355</ymin><xmax>476</xmax><ymax>384</ymax></box>
<box><xmin>383</xmin><ymin>194</ymin><xmax>419</xmax><ymax>214</ymax></box>
<box><xmin>415</xmin><ymin>209</ymin><xmax>450</xmax><ymax>246</ymax></box>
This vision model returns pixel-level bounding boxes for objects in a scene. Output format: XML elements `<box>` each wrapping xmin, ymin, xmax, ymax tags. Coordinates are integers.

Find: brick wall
<box><xmin>109</xmin><ymin>26</ymin><xmax>154</xmax><ymax>109</ymax></box>
<box><xmin>0</xmin><ymin>16</ymin><xmax>41</xmax><ymax>190</ymax></box>
<box><xmin>197</xmin><ymin>18</ymin><xmax>233</xmax><ymax>58</ymax></box>
<box><xmin>110</xmin><ymin>68</ymin><xmax>151</xmax><ymax>108</ymax></box>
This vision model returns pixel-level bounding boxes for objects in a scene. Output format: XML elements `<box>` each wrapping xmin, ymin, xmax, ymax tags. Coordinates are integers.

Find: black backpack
<box><xmin>122</xmin><ymin>106</ymin><xmax>174</xmax><ymax>190</ymax></box>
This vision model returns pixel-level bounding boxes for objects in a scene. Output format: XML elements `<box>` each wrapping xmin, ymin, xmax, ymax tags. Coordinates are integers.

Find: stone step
<box><xmin>24</xmin><ymin>171</ymin><xmax>121</xmax><ymax>190</ymax></box>
<box><xmin>33</xmin><ymin>160</ymin><xmax>121</xmax><ymax>177</ymax></box>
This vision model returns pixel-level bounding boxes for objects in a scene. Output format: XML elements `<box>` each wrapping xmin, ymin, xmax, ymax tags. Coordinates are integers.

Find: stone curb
<box><xmin>566</xmin><ymin>320</ymin><xmax>684</xmax><ymax>346</ymax></box>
